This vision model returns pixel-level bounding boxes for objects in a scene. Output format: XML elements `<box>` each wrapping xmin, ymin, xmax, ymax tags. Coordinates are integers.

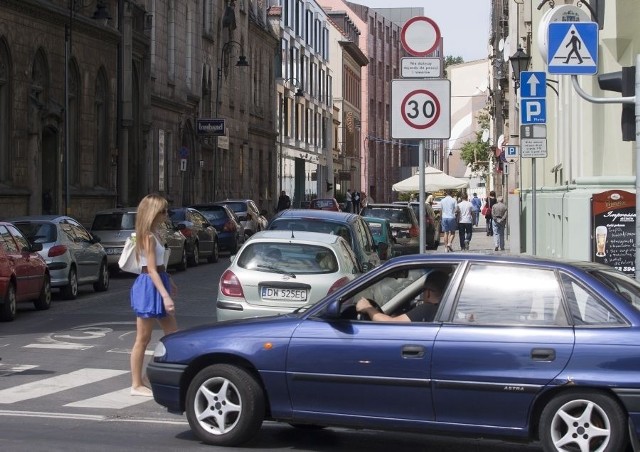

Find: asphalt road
<box><xmin>0</xmin><ymin>255</ymin><xmax>542</xmax><ymax>452</ymax></box>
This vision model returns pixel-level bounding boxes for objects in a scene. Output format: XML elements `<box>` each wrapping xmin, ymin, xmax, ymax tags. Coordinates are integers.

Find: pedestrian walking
<box><xmin>129</xmin><ymin>193</ymin><xmax>178</xmax><ymax>397</ymax></box>
<box><xmin>483</xmin><ymin>191</ymin><xmax>497</xmax><ymax>236</ymax></box>
<box><xmin>492</xmin><ymin>196</ymin><xmax>508</xmax><ymax>251</ymax></box>
<box><xmin>470</xmin><ymin>193</ymin><xmax>482</xmax><ymax>227</ymax></box>
<box><xmin>276</xmin><ymin>190</ymin><xmax>291</xmax><ymax>212</ymax></box>
<box><xmin>352</xmin><ymin>190</ymin><xmax>361</xmax><ymax>213</ymax></box>
<box><xmin>345</xmin><ymin>189</ymin><xmax>353</xmax><ymax>213</ymax></box>
<box><xmin>439</xmin><ymin>190</ymin><xmax>458</xmax><ymax>252</ymax></box>
<box><xmin>457</xmin><ymin>197</ymin><xmax>474</xmax><ymax>250</ymax></box>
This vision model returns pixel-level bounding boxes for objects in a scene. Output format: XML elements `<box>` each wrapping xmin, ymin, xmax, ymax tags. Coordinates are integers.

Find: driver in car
<box><xmin>356</xmin><ymin>271</ymin><xmax>448</xmax><ymax>322</ymax></box>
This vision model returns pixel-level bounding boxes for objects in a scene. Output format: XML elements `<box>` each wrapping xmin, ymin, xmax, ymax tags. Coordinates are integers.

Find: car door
<box><xmin>3</xmin><ymin>225</ymin><xmax>41</xmax><ymax>298</ymax></box>
<box><xmin>188</xmin><ymin>209</ymin><xmax>215</xmax><ymax>255</ymax></box>
<box><xmin>68</xmin><ymin>220</ymin><xmax>101</xmax><ymax>283</ymax></box>
<box><xmin>431</xmin><ymin>262</ymin><xmax>574</xmax><ymax>429</ymax></box>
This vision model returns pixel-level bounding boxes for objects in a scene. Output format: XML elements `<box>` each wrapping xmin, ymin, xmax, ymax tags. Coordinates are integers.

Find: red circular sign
<box><xmin>400</xmin><ymin>16</ymin><xmax>441</xmax><ymax>57</ymax></box>
<box><xmin>400</xmin><ymin>89</ymin><xmax>441</xmax><ymax>129</ymax></box>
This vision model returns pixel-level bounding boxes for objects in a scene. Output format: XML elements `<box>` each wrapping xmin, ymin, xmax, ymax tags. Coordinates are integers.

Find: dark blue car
<box><xmin>147</xmin><ymin>253</ymin><xmax>640</xmax><ymax>450</ymax></box>
<box><xmin>189</xmin><ymin>203</ymin><xmax>243</xmax><ymax>254</ymax></box>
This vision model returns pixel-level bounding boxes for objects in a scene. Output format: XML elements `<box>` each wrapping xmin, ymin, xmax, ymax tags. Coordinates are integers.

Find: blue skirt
<box><xmin>130</xmin><ymin>272</ymin><xmax>171</xmax><ymax>318</ymax></box>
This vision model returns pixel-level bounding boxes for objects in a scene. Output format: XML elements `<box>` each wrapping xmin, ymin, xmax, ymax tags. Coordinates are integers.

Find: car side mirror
<box><xmin>323</xmin><ymin>299</ymin><xmax>342</xmax><ymax>319</ymax></box>
<box><xmin>26</xmin><ymin>242</ymin><xmax>43</xmax><ymax>253</ymax></box>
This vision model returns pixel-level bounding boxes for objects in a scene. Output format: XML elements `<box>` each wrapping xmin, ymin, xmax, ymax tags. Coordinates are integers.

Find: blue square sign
<box><xmin>520</xmin><ymin>72</ymin><xmax>546</xmax><ymax>98</ymax></box>
<box><xmin>521</xmin><ymin>99</ymin><xmax>547</xmax><ymax>125</ymax></box>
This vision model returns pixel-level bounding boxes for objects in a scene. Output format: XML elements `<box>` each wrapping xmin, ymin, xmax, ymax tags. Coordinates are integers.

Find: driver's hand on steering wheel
<box><xmin>356</xmin><ymin>297</ymin><xmax>373</xmax><ymax>313</ymax></box>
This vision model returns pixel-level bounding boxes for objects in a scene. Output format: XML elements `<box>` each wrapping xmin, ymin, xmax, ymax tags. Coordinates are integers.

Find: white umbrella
<box><xmin>392</xmin><ymin>166</ymin><xmax>469</xmax><ymax>192</ymax></box>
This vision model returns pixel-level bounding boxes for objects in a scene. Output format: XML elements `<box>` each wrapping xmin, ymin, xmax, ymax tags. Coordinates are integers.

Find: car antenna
<box><xmin>290</xmin><ymin>226</ymin><xmax>295</xmax><ymax>239</ymax></box>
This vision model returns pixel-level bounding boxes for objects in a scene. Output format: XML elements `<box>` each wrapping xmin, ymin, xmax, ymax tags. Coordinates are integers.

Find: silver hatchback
<box><xmin>9</xmin><ymin>215</ymin><xmax>109</xmax><ymax>299</ymax></box>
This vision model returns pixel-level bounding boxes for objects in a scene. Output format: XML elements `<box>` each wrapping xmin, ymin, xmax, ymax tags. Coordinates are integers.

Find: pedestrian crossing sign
<box><xmin>547</xmin><ymin>22</ymin><xmax>598</xmax><ymax>75</ymax></box>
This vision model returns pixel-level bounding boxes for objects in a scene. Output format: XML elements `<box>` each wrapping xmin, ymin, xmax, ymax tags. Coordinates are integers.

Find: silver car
<box><xmin>214</xmin><ymin>199</ymin><xmax>268</xmax><ymax>237</ymax></box>
<box><xmin>217</xmin><ymin>230</ymin><xmax>361</xmax><ymax>321</ymax></box>
<box><xmin>9</xmin><ymin>215</ymin><xmax>109</xmax><ymax>299</ymax></box>
<box><xmin>90</xmin><ymin>207</ymin><xmax>188</xmax><ymax>273</ymax></box>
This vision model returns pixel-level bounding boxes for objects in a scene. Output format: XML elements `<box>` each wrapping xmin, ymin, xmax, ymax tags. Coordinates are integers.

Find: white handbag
<box><xmin>118</xmin><ymin>234</ymin><xmax>142</xmax><ymax>274</ymax></box>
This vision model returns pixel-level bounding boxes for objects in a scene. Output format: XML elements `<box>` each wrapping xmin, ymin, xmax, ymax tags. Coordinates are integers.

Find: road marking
<box><xmin>0</xmin><ymin>368</ymin><xmax>128</xmax><ymax>404</ymax></box>
<box><xmin>107</xmin><ymin>348</ymin><xmax>154</xmax><ymax>356</ymax></box>
<box><xmin>0</xmin><ymin>409</ymin><xmax>188</xmax><ymax>425</ymax></box>
<box><xmin>0</xmin><ymin>364</ymin><xmax>38</xmax><ymax>377</ymax></box>
<box><xmin>23</xmin><ymin>343</ymin><xmax>93</xmax><ymax>350</ymax></box>
<box><xmin>66</xmin><ymin>388</ymin><xmax>152</xmax><ymax>409</ymax></box>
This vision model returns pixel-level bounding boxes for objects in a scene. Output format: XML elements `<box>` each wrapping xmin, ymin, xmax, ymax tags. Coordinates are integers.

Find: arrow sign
<box><xmin>520</xmin><ymin>71</ymin><xmax>546</xmax><ymax>98</ymax></box>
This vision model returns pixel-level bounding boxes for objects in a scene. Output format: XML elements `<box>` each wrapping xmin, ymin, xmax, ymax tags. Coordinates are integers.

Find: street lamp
<box><xmin>64</xmin><ymin>0</ymin><xmax>110</xmax><ymax>215</ymax></box>
<box><xmin>278</xmin><ymin>78</ymin><xmax>303</xmax><ymax>197</ymax></box>
<box><xmin>508</xmin><ymin>46</ymin><xmax>531</xmax><ymax>92</ymax></box>
<box><xmin>213</xmin><ymin>40</ymin><xmax>248</xmax><ymax>200</ymax></box>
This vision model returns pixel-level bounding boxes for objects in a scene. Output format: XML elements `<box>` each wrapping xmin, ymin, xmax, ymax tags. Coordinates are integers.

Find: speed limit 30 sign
<box><xmin>391</xmin><ymin>79</ymin><xmax>450</xmax><ymax>139</ymax></box>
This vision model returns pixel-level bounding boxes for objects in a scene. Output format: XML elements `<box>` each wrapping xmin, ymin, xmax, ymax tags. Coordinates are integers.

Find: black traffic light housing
<box><xmin>597</xmin><ymin>66</ymin><xmax>636</xmax><ymax>141</ymax></box>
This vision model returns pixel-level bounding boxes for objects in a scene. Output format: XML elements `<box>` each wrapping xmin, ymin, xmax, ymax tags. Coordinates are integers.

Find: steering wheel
<box><xmin>357</xmin><ymin>298</ymin><xmax>384</xmax><ymax>321</ymax></box>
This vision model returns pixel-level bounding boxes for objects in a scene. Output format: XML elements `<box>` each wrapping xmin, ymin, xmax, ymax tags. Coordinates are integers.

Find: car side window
<box><xmin>70</xmin><ymin>222</ymin><xmax>92</xmax><ymax>242</ymax></box>
<box><xmin>0</xmin><ymin>225</ymin><xmax>19</xmax><ymax>253</ymax></box>
<box><xmin>190</xmin><ymin>211</ymin><xmax>207</xmax><ymax>228</ymax></box>
<box><xmin>453</xmin><ymin>264</ymin><xmax>568</xmax><ymax>326</ymax></box>
<box><xmin>355</xmin><ymin>219</ymin><xmax>373</xmax><ymax>253</ymax></box>
<box><xmin>560</xmin><ymin>272</ymin><xmax>626</xmax><ymax>326</ymax></box>
<box><xmin>338</xmin><ymin>240</ymin><xmax>360</xmax><ymax>274</ymax></box>
<box><xmin>6</xmin><ymin>224</ymin><xmax>29</xmax><ymax>252</ymax></box>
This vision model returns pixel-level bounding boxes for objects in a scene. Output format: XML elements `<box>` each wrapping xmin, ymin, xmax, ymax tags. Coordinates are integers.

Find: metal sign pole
<box><xmin>532</xmin><ymin>158</ymin><xmax>536</xmax><ymax>255</ymax></box>
<box><xmin>419</xmin><ymin>140</ymin><xmax>425</xmax><ymax>253</ymax></box>
<box><xmin>635</xmin><ymin>57</ymin><xmax>640</xmax><ymax>279</ymax></box>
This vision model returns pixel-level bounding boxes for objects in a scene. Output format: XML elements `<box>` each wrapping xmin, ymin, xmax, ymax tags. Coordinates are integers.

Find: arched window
<box><xmin>0</xmin><ymin>38</ymin><xmax>11</xmax><ymax>182</ymax></box>
<box><xmin>95</xmin><ymin>68</ymin><xmax>109</xmax><ymax>187</ymax></box>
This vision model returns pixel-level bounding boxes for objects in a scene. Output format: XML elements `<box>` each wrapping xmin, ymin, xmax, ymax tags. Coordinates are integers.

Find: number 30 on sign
<box><xmin>392</xmin><ymin>79</ymin><xmax>450</xmax><ymax>139</ymax></box>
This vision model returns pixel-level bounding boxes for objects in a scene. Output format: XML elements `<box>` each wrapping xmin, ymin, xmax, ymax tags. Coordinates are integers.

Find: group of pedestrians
<box><xmin>439</xmin><ymin>190</ymin><xmax>508</xmax><ymax>252</ymax></box>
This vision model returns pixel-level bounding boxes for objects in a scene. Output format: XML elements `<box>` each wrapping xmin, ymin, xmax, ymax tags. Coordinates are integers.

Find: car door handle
<box><xmin>401</xmin><ymin>345</ymin><xmax>425</xmax><ymax>359</ymax></box>
<box><xmin>531</xmin><ymin>348</ymin><xmax>556</xmax><ymax>361</ymax></box>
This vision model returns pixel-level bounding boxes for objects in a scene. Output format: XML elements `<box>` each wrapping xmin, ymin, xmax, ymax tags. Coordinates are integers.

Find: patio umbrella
<box><xmin>392</xmin><ymin>166</ymin><xmax>469</xmax><ymax>192</ymax></box>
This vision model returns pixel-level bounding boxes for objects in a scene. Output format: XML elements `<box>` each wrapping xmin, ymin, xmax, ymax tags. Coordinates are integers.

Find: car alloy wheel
<box><xmin>189</xmin><ymin>243</ymin><xmax>200</xmax><ymax>266</ymax></box>
<box><xmin>539</xmin><ymin>390</ymin><xmax>627</xmax><ymax>452</ymax></box>
<box><xmin>93</xmin><ymin>261</ymin><xmax>109</xmax><ymax>292</ymax></box>
<box><xmin>176</xmin><ymin>247</ymin><xmax>188</xmax><ymax>271</ymax></box>
<box><xmin>185</xmin><ymin>364</ymin><xmax>264</xmax><ymax>446</ymax></box>
<box><xmin>34</xmin><ymin>274</ymin><xmax>52</xmax><ymax>311</ymax></box>
<box><xmin>62</xmin><ymin>267</ymin><xmax>78</xmax><ymax>300</ymax></box>
<box><xmin>207</xmin><ymin>240</ymin><xmax>219</xmax><ymax>263</ymax></box>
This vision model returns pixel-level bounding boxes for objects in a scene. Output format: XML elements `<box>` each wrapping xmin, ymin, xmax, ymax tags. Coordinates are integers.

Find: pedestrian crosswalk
<box><xmin>0</xmin><ymin>364</ymin><xmax>154</xmax><ymax>410</ymax></box>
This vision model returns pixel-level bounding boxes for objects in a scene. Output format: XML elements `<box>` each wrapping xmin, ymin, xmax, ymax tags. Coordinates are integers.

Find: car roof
<box><xmin>7</xmin><ymin>215</ymin><xmax>78</xmax><ymax>223</ymax></box>
<box><xmin>272</xmin><ymin>209</ymin><xmax>359</xmax><ymax>222</ymax></box>
<box><xmin>93</xmin><ymin>207</ymin><xmax>138</xmax><ymax>215</ymax></box>
<box><xmin>248</xmin><ymin>230</ymin><xmax>342</xmax><ymax>245</ymax></box>
<box><xmin>362</xmin><ymin>216</ymin><xmax>390</xmax><ymax>224</ymax></box>
<box><xmin>364</xmin><ymin>203</ymin><xmax>410</xmax><ymax>209</ymax></box>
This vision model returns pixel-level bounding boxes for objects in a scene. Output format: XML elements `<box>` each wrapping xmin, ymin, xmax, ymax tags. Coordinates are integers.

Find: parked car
<box><xmin>148</xmin><ymin>253</ymin><xmax>640</xmax><ymax>449</ymax></box>
<box><xmin>217</xmin><ymin>230</ymin><xmax>361</xmax><ymax>321</ymax></box>
<box><xmin>362</xmin><ymin>216</ymin><xmax>395</xmax><ymax>260</ymax></box>
<box><xmin>9</xmin><ymin>215</ymin><xmax>109</xmax><ymax>299</ymax></box>
<box><xmin>309</xmin><ymin>198</ymin><xmax>341</xmax><ymax>211</ymax></box>
<box><xmin>189</xmin><ymin>203</ymin><xmax>243</xmax><ymax>254</ymax></box>
<box><xmin>0</xmin><ymin>222</ymin><xmax>51</xmax><ymax>321</ymax></box>
<box><xmin>394</xmin><ymin>201</ymin><xmax>441</xmax><ymax>250</ymax></box>
<box><xmin>214</xmin><ymin>199</ymin><xmax>268</xmax><ymax>237</ymax></box>
<box><xmin>267</xmin><ymin>209</ymin><xmax>380</xmax><ymax>272</ymax></box>
<box><xmin>167</xmin><ymin>207</ymin><xmax>219</xmax><ymax>265</ymax></box>
<box><xmin>360</xmin><ymin>203</ymin><xmax>420</xmax><ymax>256</ymax></box>
<box><xmin>90</xmin><ymin>207</ymin><xmax>188</xmax><ymax>273</ymax></box>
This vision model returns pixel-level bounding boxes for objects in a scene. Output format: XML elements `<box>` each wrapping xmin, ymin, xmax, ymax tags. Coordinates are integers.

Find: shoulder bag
<box><xmin>118</xmin><ymin>234</ymin><xmax>142</xmax><ymax>274</ymax></box>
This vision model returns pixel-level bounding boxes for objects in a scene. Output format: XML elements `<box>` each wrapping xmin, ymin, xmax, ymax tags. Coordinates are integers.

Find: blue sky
<box><xmin>353</xmin><ymin>0</ymin><xmax>491</xmax><ymax>62</ymax></box>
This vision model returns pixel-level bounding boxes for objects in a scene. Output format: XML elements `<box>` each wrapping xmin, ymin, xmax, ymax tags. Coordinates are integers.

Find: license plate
<box><xmin>261</xmin><ymin>287</ymin><xmax>307</xmax><ymax>301</ymax></box>
<box><xmin>106</xmin><ymin>248</ymin><xmax>122</xmax><ymax>255</ymax></box>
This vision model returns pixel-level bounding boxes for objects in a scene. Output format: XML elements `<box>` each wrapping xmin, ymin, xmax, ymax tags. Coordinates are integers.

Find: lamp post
<box><xmin>214</xmin><ymin>40</ymin><xmax>248</xmax><ymax>200</ymax></box>
<box><xmin>278</xmin><ymin>78</ymin><xmax>303</xmax><ymax>198</ymax></box>
<box><xmin>64</xmin><ymin>0</ymin><xmax>110</xmax><ymax>215</ymax></box>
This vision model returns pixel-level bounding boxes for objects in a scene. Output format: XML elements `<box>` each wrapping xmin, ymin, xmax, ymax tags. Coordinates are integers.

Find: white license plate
<box><xmin>261</xmin><ymin>287</ymin><xmax>307</xmax><ymax>301</ymax></box>
<box><xmin>106</xmin><ymin>248</ymin><xmax>122</xmax><ymax>255</ymax></box>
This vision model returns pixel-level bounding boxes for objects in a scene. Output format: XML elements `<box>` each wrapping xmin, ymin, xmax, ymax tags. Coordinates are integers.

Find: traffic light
<box><xmin>597</xmin><ymin>66</ymin><xmax>636</xmax><ymax>141</ymax></box>
<box><xmin>326</xmin><ymin>181</ymin><xmax>333</xmax><ymax>192</ymax></box>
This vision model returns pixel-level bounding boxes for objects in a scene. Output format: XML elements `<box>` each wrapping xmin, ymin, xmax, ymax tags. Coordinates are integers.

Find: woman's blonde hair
<box><xmin>135</xmin><ymin>194</ymin><xmax>168</xmax><ymax>257</ymax></box>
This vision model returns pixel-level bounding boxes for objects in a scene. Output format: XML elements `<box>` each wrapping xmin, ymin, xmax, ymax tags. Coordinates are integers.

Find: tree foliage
<box><xmin>444</xmin><ymin>55</ymin><xmax>464</xmax><ymax>67</ymax></box>
<box><xmin>459</xmin><ymin>110</ymin><xmax>492</xmax><ymax>175</ymax></box>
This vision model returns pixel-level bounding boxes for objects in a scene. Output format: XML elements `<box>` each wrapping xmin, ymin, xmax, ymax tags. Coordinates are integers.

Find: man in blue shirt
<box><xmin>439</xmin><ymin>190</ymin><xmax>458</xmax><ymax>252</ymax></box>
<box><xmin>471</xmin><ymin>193</ymin><xmax>482</xmax><ymax>226</ymax></box>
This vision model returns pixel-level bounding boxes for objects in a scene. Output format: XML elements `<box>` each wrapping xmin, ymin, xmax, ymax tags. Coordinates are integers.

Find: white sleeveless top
<box><xmin>139</xmin><ymin>234</ymin><xmax>165</xmax><ymax>267</ymax></box>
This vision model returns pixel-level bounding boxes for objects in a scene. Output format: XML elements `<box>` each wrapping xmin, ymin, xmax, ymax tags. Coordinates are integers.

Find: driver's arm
<box><xmin>355</xmin><ymin>298</ymin><xmax>410</xmax><ymax>322</ymax></box>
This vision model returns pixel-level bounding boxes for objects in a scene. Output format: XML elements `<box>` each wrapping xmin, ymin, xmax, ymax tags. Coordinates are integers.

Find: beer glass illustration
<box><xmin>595</xmin><ymin>226</ymin><xmax>607</xmax><ymax>257</ymax></box>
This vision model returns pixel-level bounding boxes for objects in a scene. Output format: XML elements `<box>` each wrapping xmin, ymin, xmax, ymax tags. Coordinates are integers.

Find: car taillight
<box><xmin>223</xmin><ymin>220</ymin><xmax>236</xmax><ymax>232</ymax></box>
<box><xmin>409</xmin><ymin>225</ymin><xmax>419</xmax><ymax>237</ymax></box>
<box><xmin>327</xmin><ymin>276</ymin><xmax>350</xmax><ymax>295</ymax></box>
<box><xmin>48</xmin><ymin>245</ymin><xmax>67</xmax><ymax>257</ymax></box>
<box><xmin>220</xmin><ymin>270</ymin><xmax>244</xmax><ymax>298</ymax></box>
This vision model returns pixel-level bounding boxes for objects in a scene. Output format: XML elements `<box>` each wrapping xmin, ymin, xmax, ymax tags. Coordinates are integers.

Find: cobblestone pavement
<box><xmin>427</xmin><ymin>222</ymin><xmax>510</xmax><ymax>254</ymax></box>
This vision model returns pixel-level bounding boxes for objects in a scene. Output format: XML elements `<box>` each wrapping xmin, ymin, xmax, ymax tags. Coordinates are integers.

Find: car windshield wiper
<box><xmin>256</xmin><ymin>264</ymin><xmax>296</xmax><ymax>278</ymax></box>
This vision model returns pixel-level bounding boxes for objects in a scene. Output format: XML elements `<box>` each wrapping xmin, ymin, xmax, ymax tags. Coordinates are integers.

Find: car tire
<box><xmin>207</xmin><ymin>240</ymin><xmax>219</xmax><ymax>263</ymax></box>
<box><xmin>34</xmin><ymin>274</ymin><xmax>52</xmax><ymax>311</ymax></box>
<box><xmin>0</xmin><ymin>282</ymin><xmax>17</xmax><ymax>322</ymax></box>
<box><xmin>93</xmin><ymin>261</ymin><xmax>110</xmax><ymax>292</ymax></box>
<box><xmin>539</xmin><ymin>390</ymin><xmax>628</xmax><ymax>452</ymax></box>
<box><xmin>189</xmin><ymin>243</ymin><xmax>200</xmax><ymax>267</ymax></box>
<box><xmin>185</xmin><ymin>364</ymin><xmax>265</xmax><ymax>447</ymax></box>
<box><xmin>176</xmin><ymin>247</ymin><xmax>188</xmax><ymax>271</ymax></box>
<box><xmin>61</xmin><ymin>266</ymin><xmax>78</xmax><ymax>300</ymax></box>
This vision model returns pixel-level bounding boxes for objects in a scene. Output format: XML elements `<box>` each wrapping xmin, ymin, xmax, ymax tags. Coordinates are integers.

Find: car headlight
<box><xmin>153</xmin><ymin>341</ymin><xmax>167</xmax><ymax>359</ymax></box>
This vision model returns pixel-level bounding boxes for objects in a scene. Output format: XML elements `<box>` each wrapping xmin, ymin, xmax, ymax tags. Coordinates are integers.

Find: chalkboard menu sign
<box><xmin>591</xmin><ymin>190</ymin><xmax>636</xmax><ymax>276</ymax></box>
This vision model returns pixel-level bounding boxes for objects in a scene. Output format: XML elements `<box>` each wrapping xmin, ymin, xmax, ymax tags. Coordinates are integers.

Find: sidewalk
<box><xmin>427</xmin><ymin>223</ymin><xmax>509</xmax><ymax>254</ymax></box>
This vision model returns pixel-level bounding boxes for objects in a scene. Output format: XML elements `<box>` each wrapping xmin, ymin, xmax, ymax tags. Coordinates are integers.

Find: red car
<box><xmin>309</xmin><ymin>198</ymin><xmax>341</xmax><ymax>211</ymax></box>
<box><xmin>0</xmin><ymin>222</ymin><xmax>51</xmax><ymax>321</ymax></box>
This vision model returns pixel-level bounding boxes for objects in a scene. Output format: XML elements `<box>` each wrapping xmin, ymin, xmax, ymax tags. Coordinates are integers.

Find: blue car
<box><xmin>189</xmin><ymin>203</ymin><xmax>244</xmax><ymax>254</ymax></box>
<box><xmin>147</xmin><ymin>253</ymin><xmax>640</xmax><ymax>450</ymax></box>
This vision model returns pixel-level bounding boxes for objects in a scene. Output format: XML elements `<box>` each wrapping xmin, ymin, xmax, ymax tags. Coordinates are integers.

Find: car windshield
<box><xmin>237</xmin><ymin>242</ymin><xmax>338</xmax><ymax>274</ymax></box>
<box><xmin>92</xmin><ymin>213</ymin><xmax>135</xmax><ymax>230</ymax></box>
<box><xmin>361</xmin><ymin>207</ymin><xmax>411</xmax><ymax>223</ymax></box>
<box><xmin>200</xmin><ymin>209</ymin><xmax>227</xmax><ymax>221</ymax></box>
<box><xmin>366</xmin><ymin>222</ymin><xmax>384</xmax><ymax>238</ymax></box>
<box><xmin>13</xmin><ymin>222</ymin><xmax>57</xmax><ymax>243</ymax></box>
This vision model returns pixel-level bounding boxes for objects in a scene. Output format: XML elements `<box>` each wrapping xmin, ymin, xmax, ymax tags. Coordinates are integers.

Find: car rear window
<box><xmin>361</xmin><ymin>207</ymin><xmax>411</xmax><ymax>224</ymax></box>
<box><xmin>269</xmin><ymin>219</ymin><xmax>352</xmax><ymax>243</ymax></box>
<box><xmin>92</xmin><ymin>213</ymin><xmax>136</xmax><ymax>230</ymax></box>
<box><xmin>311</xmin><ymin>199</ymin><xmax>334</xmax><ymax>208</ymax></box>
<box><xmin>366</xmin><ymin>222</ymin><xmax>384</xmax><ymax>238</ymax></box>
<box><xmin>237</xmin><ymin>242</ymin><xmax>338</xmax><ymax>274</ymax></box>
<box><xmin>13</xmin><ymin>222</ymin><xmax>57</xmax><ymax>243</ymax></box>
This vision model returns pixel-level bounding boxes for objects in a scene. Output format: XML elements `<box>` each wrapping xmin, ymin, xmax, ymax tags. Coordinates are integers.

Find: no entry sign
<box><xmin>391</xmin><ymin>79</ymin><xmax>450</xmax><ymax>139</ymax></box>
<box><xmin>400</xmin><ymin>16</ymin><xmax>441</xmax><ymax>57</ymax></box>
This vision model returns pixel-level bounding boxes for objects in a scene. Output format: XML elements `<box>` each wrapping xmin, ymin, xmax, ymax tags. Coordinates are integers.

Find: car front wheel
<box><xmin>185</xmin><ymin>364</ymin><xmax>265</xmax><ymax>447</ymax></box>
<box><xmin>61</xmin><ymin>266</ymin><xmax>78</xmax><ymax>300</ymax></box>
<box><xmin>93</xmin><ymin>261</ymin><xmax>109</xmax><ymax>292</ymax></box>
<box><xmin>539</xmin><ymin>390</ymin><xmax>627</xmax><ymax>452</ymax></box>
